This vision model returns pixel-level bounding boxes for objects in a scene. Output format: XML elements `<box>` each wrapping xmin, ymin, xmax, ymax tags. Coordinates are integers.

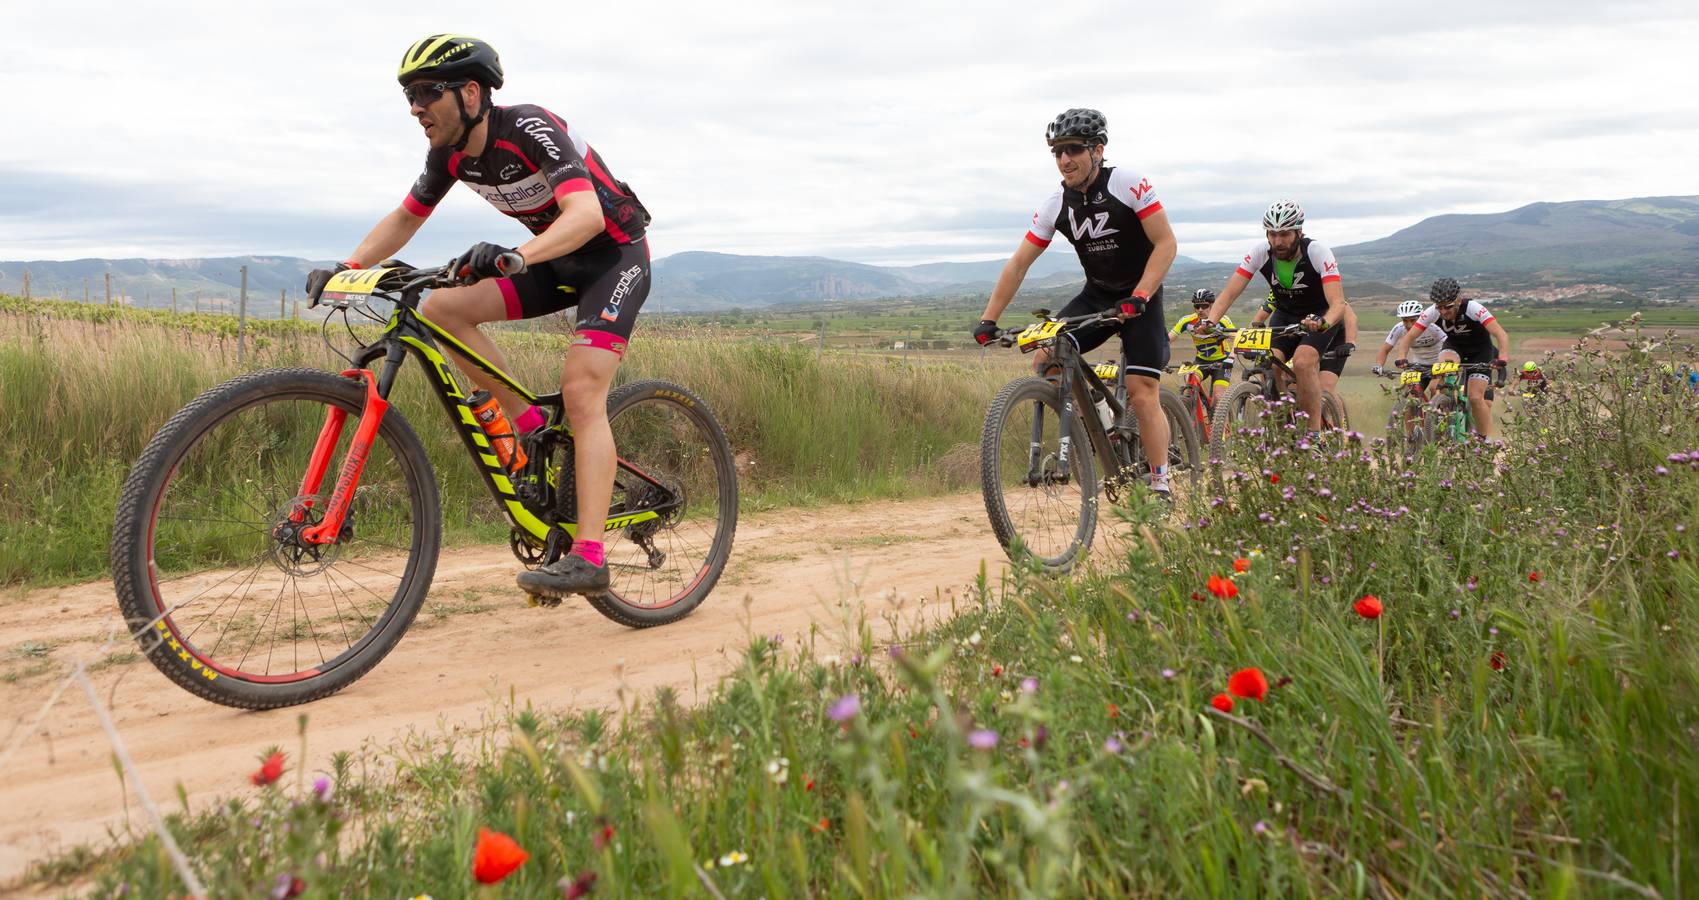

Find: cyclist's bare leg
<box><xmin>419</xmin><ymin>283</ymin><xmax>530</xmax><ymax>419</ymax></box>
<box><xmin>1289</xmin><ymin>345</ymin><xmax>1323</xmax><ymax>431</ymax></box>
<box><xmin>560</xmin><ymin>343</ymin><xmax>621</xmax><ymax>546</ymax></box>
<box><xmin>1125</xmin><ymin>374</ymin><xmax>1169</xmax><ymax>482</ymax></box>
<box><xmin>1466</xmin><ymin>375</ymin><xmax>1498</xmax><ymax>442</ymax></box>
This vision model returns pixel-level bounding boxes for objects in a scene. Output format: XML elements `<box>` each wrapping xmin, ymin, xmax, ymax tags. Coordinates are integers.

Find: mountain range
<box><xmin>3</xmin><ymin>195</ymin><xmax>1694</xmax><ymax>313</ymax></box>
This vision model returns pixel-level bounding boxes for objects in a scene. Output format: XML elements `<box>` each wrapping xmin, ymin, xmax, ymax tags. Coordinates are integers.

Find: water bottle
<box><xmin>1095</xmin><ymin>396</ymin><xmax>1115</xmax><ymax>432</ymax></box>
<box><xmin>468</xmin><ymin>390</ymin><xmax>529</xmax><ymax>472</ymax></box>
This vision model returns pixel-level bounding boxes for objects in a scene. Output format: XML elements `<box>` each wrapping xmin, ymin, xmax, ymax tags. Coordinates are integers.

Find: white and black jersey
<box><xmin>1024</xmin><ymin>166</ymin><xmax>1164</xmax><ymax>294</ymax></box>
<box><xmin>1413</xmin><ymin>300</ymin><xmax>1496</xmax><ymax>355</ymax></box>
<box><xmin>1386</xmin><ymin>321</ymin><xmax>1444</xmax><ymax>365</ymax></box>
<box><xmin>1234</xmin><ymin>238</ymin><xmax>1341</xmax><ymax>317</ymax></box>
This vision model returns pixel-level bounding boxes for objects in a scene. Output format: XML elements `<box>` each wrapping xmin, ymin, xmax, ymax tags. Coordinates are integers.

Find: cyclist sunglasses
<box><xmin>1051</xmin><ymin>143</ymin><xmax>1092</xmax><ymax>158</ymax></box>
<box><xmin>403</xmin><ymin>81</ymin><xmax>467</xmax><ymax>107</ymax></box>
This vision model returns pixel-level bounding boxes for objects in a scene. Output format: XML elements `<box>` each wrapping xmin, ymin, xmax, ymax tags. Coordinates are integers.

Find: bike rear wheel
<box><xmin>585</xmin><ymin>379</ymin><xmax>738</xmax><ymax>627</ymax></box>
<box><xmin>1208</xmin><ymin>380</ymin><xmax>1274</xmax><ymax>465</ymax></box>
<box><xmin>980</xmin><ymin>377</ymin><xmax>1099</xmax><ymax>571</ymax></box>
<box><xmin>111</xmin><ymin>368</ymin><xmax>441</xmax><ymax>709</ymax></box>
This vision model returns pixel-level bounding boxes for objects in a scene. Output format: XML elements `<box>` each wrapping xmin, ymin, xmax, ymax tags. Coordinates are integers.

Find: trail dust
<box><xmin>0</xmin><ymin>491</ymin><xmax>1027</xmax><ymax>888</ymax></box>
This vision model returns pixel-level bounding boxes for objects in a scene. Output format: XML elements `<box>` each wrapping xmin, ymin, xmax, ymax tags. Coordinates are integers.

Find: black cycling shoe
<box><xmin>517</xmin><ymin>553</ymin><xmax>611</xmax><ymax>598</ymax></box>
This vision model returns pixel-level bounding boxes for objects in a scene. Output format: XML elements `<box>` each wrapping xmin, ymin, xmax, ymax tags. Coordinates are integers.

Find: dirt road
<box><xmin>0</xmin><ymin>492</ymin><xmax>1011</xmax><ymax>886</ymax></box>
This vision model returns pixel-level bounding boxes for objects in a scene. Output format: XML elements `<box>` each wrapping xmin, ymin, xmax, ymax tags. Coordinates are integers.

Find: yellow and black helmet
<box><xmin>397</xmin><ymin>34</ymin><xmax>504</xmax><ymax>89</ymax></box>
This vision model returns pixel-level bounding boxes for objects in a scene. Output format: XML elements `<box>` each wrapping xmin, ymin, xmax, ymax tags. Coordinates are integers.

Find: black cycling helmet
<box><xmin>398</xmin><ymin>35</ymin><xmax>503</xmax><ymax>153</ymax></box>
<box><xmin>1046</xmin><ymin>108</ymin><xmax>1108</xmax><ymax>146</ymax></box>
<box><xmin>1430</xmin><ymin>277</ymin><xmax>1462</xmax><ymax>305</ymax></box>
<box><xmin>1191</xmin><ymin>288</ymin><xmax>1216</xmax><ymax>306</ymax></box>
<box><xmin>398</xmin><ymin>34</ymin><xmax>505</xmax><ymax>89</ymax></box>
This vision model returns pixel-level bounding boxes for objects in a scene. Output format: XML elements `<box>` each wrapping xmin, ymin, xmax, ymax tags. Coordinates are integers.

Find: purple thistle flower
<box><xmin>827</xmin><ymin>694</ymin><xmax>861</xmax><ymax>723</ymax></box>
<box><xmin>1449</xmin><ymin>609</ymin><xmax>1461</xmax><ymax>620</ymax></box>
<box><xmin>312</xmin><ymin>776</ymin><xmax>331</xmax><ymax>801</ymax></box>
<box><xmin>1020</xmin><ymin>677</ymin><xmax>1038</xmax><ymax>694</ymax></box>
<box><xmin>1104</xmin><ymin>736</ymin><xmax>1123</xmax><ymax>754</ymax></box>
<box><xmin>968</xmin><ymin>729</ymin><xmax>999</xmax><ymax>750</ymax></box>
<box><xmin>1161</xmin><ymin>668</ymin><xmax>1176</xmax><ymax>680</ymax></box>
<box><xmin>1253</xmin><ymin>820</ymin><xmax>1269</xmax><ymax>835</ymax></box>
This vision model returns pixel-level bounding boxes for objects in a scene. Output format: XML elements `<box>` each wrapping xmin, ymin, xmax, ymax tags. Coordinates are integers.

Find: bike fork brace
<box><xmin>298</xmin><ymin>369</ymin><xmax>389</xmax><ymax>545</ymax></box>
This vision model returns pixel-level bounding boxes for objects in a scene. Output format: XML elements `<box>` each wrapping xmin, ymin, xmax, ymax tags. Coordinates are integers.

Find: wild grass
<box><xmin>31</xmin><ymin>322</ymin><xmax>1699</xmax><ymax>897</ymax></box>
<box><xmin>0</xmin><ymin>297</ymin><xmax>1002</xmax><ymax>584</ymax></box>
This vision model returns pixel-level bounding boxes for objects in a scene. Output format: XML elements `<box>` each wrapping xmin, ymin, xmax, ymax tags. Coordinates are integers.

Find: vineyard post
<box><xmin>22</xmin><ymin>269</ymin><xmax>29</xmax><ymax>300</ymax></box>
<box><xmin>172</xmin><ymin>287</ymin><xmax>177</xmax><ymax>313</ymax></box>
<box><xmin>105</xmin><ymin>273</ymin><xmax>112</xmax><ymax>307</ymax></box>
<box><xmin>280</xmin><ymin>288</ymin><xmax>286</xmax><ymax>319</ymax></box>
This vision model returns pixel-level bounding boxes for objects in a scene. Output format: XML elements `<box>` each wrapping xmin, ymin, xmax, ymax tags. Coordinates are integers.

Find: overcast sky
<box><xmin>3</xmin><ymin>0</ymin><xmax>1696</xmax><ymax>266</ymax></box>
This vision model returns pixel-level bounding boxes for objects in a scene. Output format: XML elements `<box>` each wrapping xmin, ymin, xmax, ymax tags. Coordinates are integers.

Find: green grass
<box><xmin>28</xmin><ymin>323</ymin><xmax>1699</xmax><ymax>897</ymax></box>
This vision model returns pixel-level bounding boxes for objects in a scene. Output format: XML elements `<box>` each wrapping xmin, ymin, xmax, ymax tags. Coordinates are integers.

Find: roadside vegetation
<box><xmin>19</xmin><ymin>321</ymin><xmax>1698</xmax><ymax>897</ymax></box>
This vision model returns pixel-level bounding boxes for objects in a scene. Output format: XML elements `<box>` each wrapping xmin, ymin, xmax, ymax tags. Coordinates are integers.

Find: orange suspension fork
<box><xmin>301</xmin><ymin>370</ymin><xmax>388</xmax><ymax>545</ymax></box>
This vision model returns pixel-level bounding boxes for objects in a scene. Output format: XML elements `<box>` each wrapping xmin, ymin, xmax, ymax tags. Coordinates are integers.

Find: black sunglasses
<box><xmin>403</xmin><ymin>81</ymin><xmax>466</xmax><ymax>107</ymax></box>
<box><xmin>1051</xmin><ymin>143</ymin><xmax>1092</xmax><ymax>158</ymax></box>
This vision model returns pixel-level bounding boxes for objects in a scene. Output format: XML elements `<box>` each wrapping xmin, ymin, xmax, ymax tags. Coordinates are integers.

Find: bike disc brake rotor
<box><xmin>266</xmin><ymin>494</ymin><xmax>344</xmax><ymax>576</ymax></box>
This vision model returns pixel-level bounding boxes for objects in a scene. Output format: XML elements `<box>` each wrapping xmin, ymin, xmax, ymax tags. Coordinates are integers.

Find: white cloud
<box><xmin>3</xmin><ymin>0</ymin><xmax>1696</xmax><ymax>266</ymax></box>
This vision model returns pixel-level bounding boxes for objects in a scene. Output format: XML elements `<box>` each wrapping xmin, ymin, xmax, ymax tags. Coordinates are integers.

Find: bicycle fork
<box><xmin>295</xmin><ymin>368</ymin><xmax>390</xmax><ymax>545</ymax></box>
<box><xmin>1026</xmin><ymin>386</ymin><xmax>1075</xmax><ymax>487</ymax></box>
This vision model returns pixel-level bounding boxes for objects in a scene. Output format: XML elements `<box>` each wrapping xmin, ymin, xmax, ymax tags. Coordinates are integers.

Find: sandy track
<box><xmin>0</xmin><ymin>491</ymin><xmax>1010</xmax><ymax>886</ymax></box>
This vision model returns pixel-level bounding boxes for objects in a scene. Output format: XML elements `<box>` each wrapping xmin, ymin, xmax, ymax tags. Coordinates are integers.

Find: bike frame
<box><xmin>1005</xmin><ymin>313</ymin><xmax>1137</xmax><ymax>491</ymax></box>
<box><xmin>295</xmin><ymin>278</ymin><xmax>671</xmax><ymax>550</ymax></box>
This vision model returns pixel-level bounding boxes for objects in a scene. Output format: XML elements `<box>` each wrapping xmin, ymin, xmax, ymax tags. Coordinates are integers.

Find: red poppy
<box><xmin>991</xmin><ymin>664</ymin><xmax>1003</xmax><ymax>677</ymax></box>
<box><xmin>593</xmin><ymin>822</ymin><xmax>616</xmax><ymax>851</ymax></box>
<box><xmin>250</xmin><ymin>752</ymin><xmax>286</xmax><ymax>787</ymax></box>
<box><xmin>812</xmin><ymin>817</ymin><xmax>830</xmax><ymax>833</ymax></box>
<box><xmin>562</xmin><ymin>871</ymin><xmax>598</xmax><ymax>899</ymax></box>
<box><xmin>1528</xmin><ymin>571</ymin><xmax>1541</xmax><ymax>583</ymax></box>
<box><xmin>1190</xmin><ymin>591</ymin><xmax>1206</xmax><ymax>602</ymax></box>
<box><xmin>1210</xmin><ymin>693</ymin><xmax>1234</xmax><ymax>713</ymax></box>
<box><xmin>1353</xmin><ymin>595</ymin><xmax>1383</xmax><ymax>619</ymax></box>
<box><xmin>1233</xmin><ymin>558</ymin><xmax>1250</xmax><ymax>573</ymax></box>
<box><xmin>1269</xmin><ymin>473</ymin><xmax>1280</xmax><ymax>484</ymax></box>
<box><xmin>472</xmin><ymin>827</ymin><xmax>529</xmax><ymax>884</ymax></box>
<box><xmin>803</xmin><ymin>775</ymin><xmax>815</xmax><ymax>791</ymax></box>
<box><xmin>1489</xmin><ymin>651</ymin><xmax>1507</xmax><ymax>671</ymax></box>
<box><xmin>1228</xmin><ymin>668</ymin><xmax>1269</xmax><ymax>702</ymax></box>
<box><xmin>1207</xmin><ymin>574</ymin><xmax>1239</xmax><ymax>600</ymax></box>
<box><xmin>1107</xmin><ymin>702</ymin><xmax>1120</xmax><ymax>719</ymax></box>
<box><xmin>1317</xmin><ymin>513</ymin><xmax>1329</xmax><ymax>523</ymax></box>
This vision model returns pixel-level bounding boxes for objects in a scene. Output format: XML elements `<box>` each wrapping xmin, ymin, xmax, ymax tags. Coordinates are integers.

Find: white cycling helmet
<box><xmin>1262</xmin><ymin>199</ymin><xmax>1305</xmax><ymax>231</ymax></box>
<box><xmin>1396</xmin><ymin>300</ymin><xmax>1423</xmax><ymax>317</ymax></box>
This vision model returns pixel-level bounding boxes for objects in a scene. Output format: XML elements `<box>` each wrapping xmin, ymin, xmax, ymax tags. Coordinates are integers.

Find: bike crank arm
<box><xmin>300</xmin><ymin>369</ymin><xmax>389</xmax><ymax>545</ymax></box>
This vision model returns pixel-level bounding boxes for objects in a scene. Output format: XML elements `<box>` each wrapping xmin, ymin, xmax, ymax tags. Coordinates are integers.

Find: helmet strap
<box><xmin>450</xmin><ymin>84</ymin><xmax>491</xmax><ymax>154</ymax></box>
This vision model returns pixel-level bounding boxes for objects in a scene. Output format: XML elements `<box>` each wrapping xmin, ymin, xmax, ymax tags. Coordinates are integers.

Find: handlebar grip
<box><xmin>495</xmin><ymin>252</ymin><xmax>527</xmax><ymax>276</ymax></box>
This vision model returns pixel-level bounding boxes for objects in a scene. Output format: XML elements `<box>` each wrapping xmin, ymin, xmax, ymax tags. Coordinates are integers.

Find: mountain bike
<box><xmin>1398</xmin><ymin>358</ymin><xmax>1505</xmax><ymax>445</ymax></box>
<box><xmin>1380</xmin><ymin>363</ymin><xmax>1437</xmax><ymax>454</ymax></box>
<box><xmin>1207</xmin><ymin>325</ymin><xmax>1349</xmax><ymax>462</ymax></box>
<box><xmin>979</xmin><ymin>310</ymin><xmax>1199</xmax><ymax>571</ymax></box>
<box><xmin>110</xmin><ymin>260</ymin><xmax>738</xmax><ymax>709</ymax></box>
<box><xmin>1167</xmin><ymin>360</ymin><xmax>1232</xmax><ymax>449</ymax></box>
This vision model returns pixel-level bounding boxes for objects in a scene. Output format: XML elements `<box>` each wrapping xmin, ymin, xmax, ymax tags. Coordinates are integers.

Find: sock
<box><xmin>1150</xmin><ymin>464</ymin><xmax>1170</xmax><ymax>490</ymax></box>
<box><xmin>515</xmin><ymin>405</ymin><xmax>546</xmax><ymax>434</ymax></box>
<box><xmin>570</xmin><ymin>540</ymin><xmax>605</xmax><ymax>567</ymax></box>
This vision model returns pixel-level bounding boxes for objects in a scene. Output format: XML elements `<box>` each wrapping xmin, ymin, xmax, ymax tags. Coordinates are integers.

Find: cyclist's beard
<box><xmin>1270</xmin><ymin>234</ymin><xmax>1301</xmax><ymax>261</ymax></box>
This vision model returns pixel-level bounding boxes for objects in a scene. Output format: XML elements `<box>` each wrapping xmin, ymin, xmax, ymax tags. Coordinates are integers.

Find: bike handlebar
<box><xmin>990</xmin><ymin>310</ymin><xmax>1121</xmax><ymax>347</ymax></box>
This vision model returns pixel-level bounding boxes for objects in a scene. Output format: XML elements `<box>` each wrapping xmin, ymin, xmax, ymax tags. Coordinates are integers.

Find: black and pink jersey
<box><xmin>1024</xmin><ymin>166</ymin><xmax>1165</xmax><ymax>294</ymax></box>
<box><xmin>404</xmin><ymin>104</ymin><xmax>649</xmax><ymax>257</ymax></box>
<box><xmin>1233</xmin><ymin>237</ymin><xmax>1340</xmax><ymax>317</ymax></box>
<box><xmin>1412</xmin><ymin>300</ymin><xmax>1496</xmax><ymax>353</ymax></box>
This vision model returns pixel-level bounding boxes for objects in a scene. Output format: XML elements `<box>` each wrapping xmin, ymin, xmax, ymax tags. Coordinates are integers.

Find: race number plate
<box><xmin>1016</xmin><ymin>321</ymin><xmax>1064</xmax><ymax>352</ymax></box>
<box><xmin>1093</xmin><ymin>363</ymin><xmax>1122</xmax><ymax>380</ymax></box>
<box><xmin>1233</xmin><ymin>328</ymin><xmax>1273</xmax><ymax>352</ymax></box>
<box><xmin>320</xmin><ymin>267</ymin><xmax>393</xmax><ymax>299</ymax></box>
<box><xmin>1431</xmin><ymin>360</ymin><xmax>1460</xmax><ymax>375</ymax></box>
<box><xmin>1399</xmin><ymin>370</ymin><xmax>1422</xmax><ymax>386</ymax></box>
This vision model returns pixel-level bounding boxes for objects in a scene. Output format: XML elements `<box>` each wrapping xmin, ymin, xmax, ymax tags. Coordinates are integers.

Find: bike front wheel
<box><xmin>111</xmin><ymin>368</ymin><xmax>441</xmax><ymax>709</ymax></box>
<box><xmin>980</xmin><ymin>377</ymin><xmax>1099</xmax><ymax>571</ymax></box>
<box><xmin>586</xmin><ymin>379</ymin><xmax>738</xmax><ymax>627</ymax></box>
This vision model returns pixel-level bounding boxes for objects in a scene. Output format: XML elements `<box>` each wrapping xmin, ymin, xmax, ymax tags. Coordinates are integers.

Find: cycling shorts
<box><xmin>1443</xmin><ymin>339</ymin><xmax>1498</xmax><ymax>380</ymax></box>
<box><xmin>1268</xmin><ymin>310</ymin><xmax>1344</xmax><ymax>367</ymax></box>
<box><xmin>1057</xmin><ymin>283</ymin><xmax>1168</xmax><ymax>379</ymax></box>
<box><xmin>1195</xmin><ymin>358</ymin><xmax>1233</xmax><ymax>388</ymax></box>
<box><xmin>496</xmin><ymin>238</ymin><xmax>650</xmax><ymax>355</ymax></box>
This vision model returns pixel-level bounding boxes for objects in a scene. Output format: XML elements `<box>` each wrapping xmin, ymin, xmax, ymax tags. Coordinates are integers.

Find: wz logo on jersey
<box><xmin>1067</xmin><ymin>207</ymin><xmax>1119</xmax><ymax>241</ymax></box>
<box><xmin>1324</xmin><ymin>260</ymin><xmax>1338</xmax><ymax>275</ymax></box>
<box><xmin>1130</xmin><ymin>177</ymin><xmax>1153</xmax><ymax>201</ymax></box>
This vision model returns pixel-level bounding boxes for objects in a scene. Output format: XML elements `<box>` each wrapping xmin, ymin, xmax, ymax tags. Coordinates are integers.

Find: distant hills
<box><xmin>2</xmin><ymin>195</ymin><xmax>1695</xmax><ymax>313</ymax></box>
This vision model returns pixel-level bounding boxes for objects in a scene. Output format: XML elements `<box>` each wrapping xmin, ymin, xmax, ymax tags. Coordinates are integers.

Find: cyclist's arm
<box><xmin>1207</xmin><ymin>271</ymin><xmax>1252</xmax><ymax>323</ymax></box>
<box><xmin>1133</xmin><ymin>208</ymin><xmax>1177</xmax><ymax>298</ymax></box>
<box><xmin>1339</xmin><ymin>301</ymin><xmax>1358</xmax><ymax>342</ymax></box>
<box><xmin>347</xmin><ymin>205</ymin><xmax>428</xmax><ymax>268</ymax></box>
<box><xmin>1389</xmin><ymin>327</ymin><xmax>1417</xmax><ymax>362</ymax></box>
<box><xmin>516</xmin><ymin>190</ymin><xmax>604</xmax><ymax>266</ymax></box>
<box><xmin>1485</xmin><ymin>318</ymin><xmax>1511</xmax><ymax>363</ymax></box>
<box><xmin>980</xmin><ymin>237</ymin><xmax>1044</xmax><ymax>322</ymax></box>
<box><xmin>1320</xmin><ymin>277</ymin><xmax>1347</xmax><ymax>328</ymax></box>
